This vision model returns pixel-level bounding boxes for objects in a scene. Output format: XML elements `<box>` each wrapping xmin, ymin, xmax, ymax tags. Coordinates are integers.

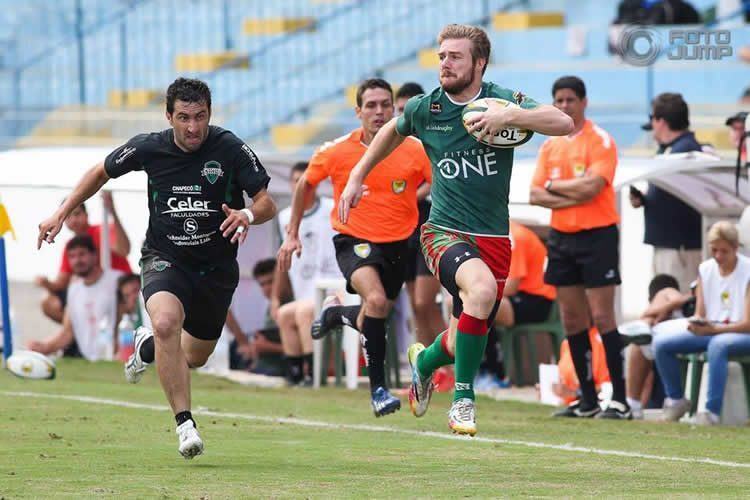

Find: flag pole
<box><xmin>0</xmin><ymin>236</ymin><xmax>12</xmax><ymax>363</ymax></box>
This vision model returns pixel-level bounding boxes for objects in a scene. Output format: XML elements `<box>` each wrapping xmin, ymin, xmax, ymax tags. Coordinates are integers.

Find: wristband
<box><xmin>544</xmin><ymin>179</ymin><xmax>553</xmax><ymax>191</ymax></box>
<box><xmin>241</xmin><ymin>208</ymin><xmax>255</xmax><ymax>225</ymax></box>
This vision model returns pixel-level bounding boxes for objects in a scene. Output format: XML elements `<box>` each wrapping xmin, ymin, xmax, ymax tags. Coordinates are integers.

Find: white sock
<box><xmin>626</xmin><ymin>397</ymin><xmax>642</xmax><ymax>412</ymax></box>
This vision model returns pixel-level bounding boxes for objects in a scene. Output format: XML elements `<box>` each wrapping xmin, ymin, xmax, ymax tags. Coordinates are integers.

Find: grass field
<box><xmin>2</xmin><ymin>360</ymin><xmax>750</xmax><ymax>498</ymax></box>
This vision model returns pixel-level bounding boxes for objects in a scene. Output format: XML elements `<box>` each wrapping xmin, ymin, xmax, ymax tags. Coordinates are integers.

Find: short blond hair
<box><xmin>437</xmin><ymin>24</ymin><xmax>491</xmax><ymax>75</ymax></box>
<box><xmin>707</xmin><ymin>220</ymin><xmax>739</xmax><ymax>247</ymax></box>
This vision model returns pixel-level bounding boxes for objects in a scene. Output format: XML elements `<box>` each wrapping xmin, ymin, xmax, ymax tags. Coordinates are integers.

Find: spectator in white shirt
<box><xmin>653</xmin><ymin>221</ymin><xmax>750</xmax><ymax>425</ymax></box>
<box><xmin>28</xmin><ymin>235</ymin><xmax>122</xmax><ymax>361</ymax></box>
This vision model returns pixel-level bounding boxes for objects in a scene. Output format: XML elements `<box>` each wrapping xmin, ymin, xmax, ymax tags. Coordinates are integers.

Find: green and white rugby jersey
<box><xmin>396</xmin><ymin>82</ymin><xmax>538</xmax><ymax>236</ymax></box>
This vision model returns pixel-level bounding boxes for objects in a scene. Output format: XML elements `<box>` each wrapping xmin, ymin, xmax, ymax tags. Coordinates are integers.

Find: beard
<box><xmin>440</xmin><ymin>68</ymin><xmax>477</xmax><ymax>95</ymax></box>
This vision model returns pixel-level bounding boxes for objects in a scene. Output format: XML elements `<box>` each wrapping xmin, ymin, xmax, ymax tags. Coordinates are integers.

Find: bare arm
<box><xmin>416</xmin><ymin>182</ymin><xmax>431</xmax><ymax>201</ymax></box>
<box><xmin>467</xmin><ymin>103</ymin><xmax>574</xmax><ymax>140</ymax></box>
<box><xmin>338</xmin><ymin>118</ymin><xmax>406</xmax><ymax>223</ymax></box>
<box><xmin>220</xmin><ymin>188</ymin><xmax>277</xmax><ymax>245</ymax></box>
<box><xmin>277</xmin><ymin>174</ymin><xmax>317</xmax><ymax>272</ymax></box>
<box><xmin>269</xmin><ymin>264</ymin><xmax>293</xmax><ymax>320</ymax></box>
<box><xmin>641</xmin><ymin>289</ymin><xmax>690</xmax><ymax>322</ymax></box>
<box><xmin>225</xmin><ymin>309</ymin><xmax>248</xmax><ymax>347</ymax></box>
<box><xmin>27</xmin><ymin>311</ymin><xmax>75</xmax><ymax>354</ymax></box>
<box><xmin>544</xmin><ymin>175</ymin><xmax>606</xmax><ymax>203</ymax></box>
<box><xmin>506</xmin><ymin>104</ymin><xmax>575</xmax><ymax>136</ymax></box>
<box><xmin>529</xmin><ymin>186</ymin><xmax>580</xmax><ymax>209</ymax></box>
<box><xmin>38</xmin><ymin>162</ymin><xmax>110</xmax><ymax>249</ymax></box>
<box><xmin>502</xmin><ymin>277</ymin><xmax>521</xmax><ymax>297</ymax></box>
<box><xmin>36</xmin><ymin>272</ymin><xmax>71</xmax><ymax>293</ymax></box>
<box><xmin>102</xmin><ymin>191</ymin><xmax>131</xmax><ymax>257</ymax></box>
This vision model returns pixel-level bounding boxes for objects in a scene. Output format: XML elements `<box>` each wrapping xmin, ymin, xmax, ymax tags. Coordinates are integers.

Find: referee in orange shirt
<box><xmin>530</xmin><ymin>76</ymin><xmax>629</xmax><ymax>419</ymax></box>
<box><xmin>278</xmin><ymin>78</ymin><xmax>431</xmax><ymax>417</ymax></box>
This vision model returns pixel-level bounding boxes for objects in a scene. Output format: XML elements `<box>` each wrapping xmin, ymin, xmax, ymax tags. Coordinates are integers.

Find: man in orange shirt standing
<box><xmin>277</xmin><ymin>78</ymin><xmax>431</xmax><ymax>417</ymax></box>
<box><xmin>530</xmin><ymin>76</ymin><xmax>630</xmax><ymax>419</ymax></box>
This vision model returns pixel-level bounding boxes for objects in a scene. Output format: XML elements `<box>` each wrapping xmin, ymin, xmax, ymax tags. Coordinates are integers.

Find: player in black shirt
<box><xmin>37</xmin><ymin>78</ymin><xmax>277</xmax><ymax>459</ymax></box>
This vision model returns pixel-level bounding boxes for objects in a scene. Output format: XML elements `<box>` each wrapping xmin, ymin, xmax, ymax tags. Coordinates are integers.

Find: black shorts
<box><xmin>509</xmin><ymin>292</ymin><xmax>554</xmax><ymax>325</ymax></box>
<box><xmin>333</xmin><ymin>233</ymin><xmax>409</xmax><ymax>300</ymax></box>
<box><xmin>404</xmin><ymin>199</ymin><xmax>432</xmax><ymax>282</ymax></box>
<box><xmin>404</xmin><ymin>232</ymin><xmax>432</xmax><ymax>282</ymax></box>
<box><xmin>544</xmin><ymin>224</ymin><xmax>621</xmax><ymax>288</ymax></box>
<box><xmin>140</xmin><ymin>248</ymin><xmax>238</xmax><ymax>341</ymax></box>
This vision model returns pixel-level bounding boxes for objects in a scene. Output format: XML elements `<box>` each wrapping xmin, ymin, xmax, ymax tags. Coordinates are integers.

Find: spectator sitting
<box><xmin>27</xmin><ymin>235</ymin><xmax>122</xmax><ymax>361</ymax></box>
<box><xmin>653</xmin><ymin>221</ymin><xmax>750</xmax><ymax>425</ymax></box>
<box><xmin>35</xmin><ymin>194</ymin><xmax>132</xmax><ymax>324</ymax></box>
<box><xmin>274</xmin><ymin>161</ymin><xmax>340</xmax><ymax>386</ymax></box>
<box><xmin>226</xmin><ymin>258</ymin><xmax>286</xmax><ymax>376</ymax></box>
<box><xmin>624</xmin><ymin>274</ymin><xmax>694</xmax><ymax>419</ymax></box>
<box><xmin>630</xmin><ymin>93</ymin><xmax>704</xmax><ymax>292</ymax></box>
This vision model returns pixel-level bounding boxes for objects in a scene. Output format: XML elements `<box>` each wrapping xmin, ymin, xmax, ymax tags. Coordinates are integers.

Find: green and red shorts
<box><xmin>420</xmin><ymin>222</ymin><xmax>511</xmax><ymax>301</ymax></box>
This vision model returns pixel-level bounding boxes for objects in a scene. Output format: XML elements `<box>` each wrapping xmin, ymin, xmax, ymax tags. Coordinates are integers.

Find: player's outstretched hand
<box><xmin>337</xmin><ymin>181</ymin><xmax>369</xmax><ymax>224</ymax></box>
<box><xmin>465</xmin><ymin>99</ymin><xmax>515</xmax><ymax>143</ymax></box>
<box><xmin>220</xmin><ymin>204</ymin><xmax>250</xmax><ymax>245</ymax></box>
<box><xmin>277</xmin><ymin>234</ymin><xmax>302</xmax><ymax>272</ymax></box>
<box><xmin>37</xmin><ymin>213</ymin><xmax>65</xmax><ymax>249</ymax></box>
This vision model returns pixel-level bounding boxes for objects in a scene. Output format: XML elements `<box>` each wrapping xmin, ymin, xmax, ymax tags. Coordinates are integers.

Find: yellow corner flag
<box><xmin>0</xmin><ymin>200</ymin><xmax>15</xmax><ymax>240</ymax></box>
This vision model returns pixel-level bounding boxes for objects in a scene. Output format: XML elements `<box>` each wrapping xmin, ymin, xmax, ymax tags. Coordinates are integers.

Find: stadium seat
<box><xmin>242</xmin><ymin>17</ymin><xmax>315</xmax><ymax>35</ymax></box>
<box><xmin>174</xmin><ymin>52</ymin><xmax>250</xmax><ymax>72</ymax></box>
<box><xmin>679</xmin><ymin>353</ymin><xmax>750</xmax><ymax>417</ymax></box>
<box><xmin>492</xmin><ymin>12</ymin><xmax>565</xmax><ymax>30</ymax></box>
<box><xmin>498</xmin><ymin>302</ymin><xmax>565</xmax><ymax>386</ymax></box>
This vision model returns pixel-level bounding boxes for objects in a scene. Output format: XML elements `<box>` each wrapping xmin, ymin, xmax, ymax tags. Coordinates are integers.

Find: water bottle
<box><xmin>117</xmin><ymin>314</ymin><xmax>135</xmax><ymax>362</ymax></box>
<box><xmin>96</xmin><ymin>315</ymin><xmax>113</xmax><ymax>361</ymax></box>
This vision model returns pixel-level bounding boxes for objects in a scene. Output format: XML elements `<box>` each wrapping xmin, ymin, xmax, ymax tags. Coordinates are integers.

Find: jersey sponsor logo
<box><xmin>512</xmin><ymin>91</ymin><xmax>527</xmax><ymax>105</ymax></box>
<box><xmin>437</xmin><ymin>151</ymin><xmax>499</xmax><ymax>180</ymax></box>
<box><xmin>183</xmin><ymin>218</ymin><xmax>199</xmax><ymax>235</ymax></box>
<box><xmin>573</xmin><ymin>163</ymin><xmax>586</xmax><ymax>177</ymax></box>
<box><xmin>201</xmin><ymin>160</ymin><xmax>224</xmax><ymax>184</ymax></box>
<box><xmin>163</xmin><ymin>197</ymin><xmax>217</xmax><ymax>217</ymax></box>
<box><xmin>115</xmin><ymin>147</ymin><xmax>136</xmax><ymax>165</ymax></box>
<box><xmin>150</xmin><ymin>259</ymin><xmax>172</xmax><ymax>272</ymax></box>
<box><xmin>171</xmin><ymin>184</ymin><xmax>202</xmax><ymax>193</ymax></box>
<box><xmin>392</xmin><ymin>179</ymin><xmax>406</xmax><ymax>194</ymax></box>
<box><xmin>425</xmin><ymin>123</ymin><xmax>453</xmax><ymax>133</ymax></box>
<box><xmin>550</xmin><ymin>167</ymin><xmax>562</xmax><ymax>179</ymax></box>
<box><xmin>430</xmin><ymin>103</ymin><xmax>442</xmax><ymax>114</ymax></box>
<box><xmin>167</xmin><ymin>230</ymin><xmax>216</xmax><ymax>246</ymax></box>
<box><xmin>353</xmin><ymin>243</ymin><xmax>371</xmax><ymax>259</ymax></box>
<box><xmin>241</xmin><ymin>144</ymin><xmax>260</xmax><ymax>172</ymax></box>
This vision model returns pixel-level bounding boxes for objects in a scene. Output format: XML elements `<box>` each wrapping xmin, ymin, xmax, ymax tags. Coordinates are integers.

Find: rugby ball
<box><xmin>462</xmin><ymin>97</ymin><xmax>533</xmax><ymax>148</ymax></box>
<box><xmin>6</xmin><ymin>350</ymin><xmax>56</xmax><ymax>380</ymax></box>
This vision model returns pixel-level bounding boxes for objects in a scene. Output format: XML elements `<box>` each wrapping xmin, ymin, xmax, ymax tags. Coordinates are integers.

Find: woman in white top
<box><xmin>653</xmin><ymin>221</ymin><xmax>750</xmax><ymax>425</ymax></box>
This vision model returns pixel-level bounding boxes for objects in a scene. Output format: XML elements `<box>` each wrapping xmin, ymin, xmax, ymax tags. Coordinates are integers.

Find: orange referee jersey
<box><xmin>531</xmin><ymin>119</ymin><xmax>619</xmax><ymax>233</ymax></box>
<box><xmin>306</xmin><ymin>128</ymin><xmax>431</xmax><ymax>243</ymax></box>
<box><xmin>508</xmin><ymin>222</ymin><xmax>556</xmax><ymax>301</ymax></box>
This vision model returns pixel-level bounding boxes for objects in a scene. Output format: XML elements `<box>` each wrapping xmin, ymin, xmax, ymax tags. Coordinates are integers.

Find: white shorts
<box><xmin>640</xmin><ymin>317</ymin><xmax>690</xmax><ymax>361</ymax></box>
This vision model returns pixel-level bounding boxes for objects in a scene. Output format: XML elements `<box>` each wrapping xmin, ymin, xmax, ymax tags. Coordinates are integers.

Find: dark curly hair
<box><xmin>166</xmin><ymin>77</ymin><xmax>212</xmax><ymax>114</ymax></box>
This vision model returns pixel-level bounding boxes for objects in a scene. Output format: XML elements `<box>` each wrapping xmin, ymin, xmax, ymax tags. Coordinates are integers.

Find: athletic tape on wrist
<box><xmin>241</xmin><ymin>208</ymin><xmax>254</xmax><ymax>225</ymax></box>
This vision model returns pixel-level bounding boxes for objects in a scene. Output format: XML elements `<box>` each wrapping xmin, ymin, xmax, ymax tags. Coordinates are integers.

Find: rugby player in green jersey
<box><xmin>339</xmin><ymin>24</ymin><xmax>572</xmax><ymax>435</ymax></box>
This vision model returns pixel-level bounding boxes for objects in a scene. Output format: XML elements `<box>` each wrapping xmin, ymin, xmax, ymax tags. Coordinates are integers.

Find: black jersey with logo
<box><xmin>104</xmin><ymin>126</ymin><xmax>270</xmax><ymax>269</ymax></box>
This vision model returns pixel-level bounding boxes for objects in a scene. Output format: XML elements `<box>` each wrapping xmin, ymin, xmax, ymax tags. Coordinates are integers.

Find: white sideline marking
<box><xmin>5</xmin><ymin>390</ymin><xmax>750</xmax><ymax>469</ymax></box>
